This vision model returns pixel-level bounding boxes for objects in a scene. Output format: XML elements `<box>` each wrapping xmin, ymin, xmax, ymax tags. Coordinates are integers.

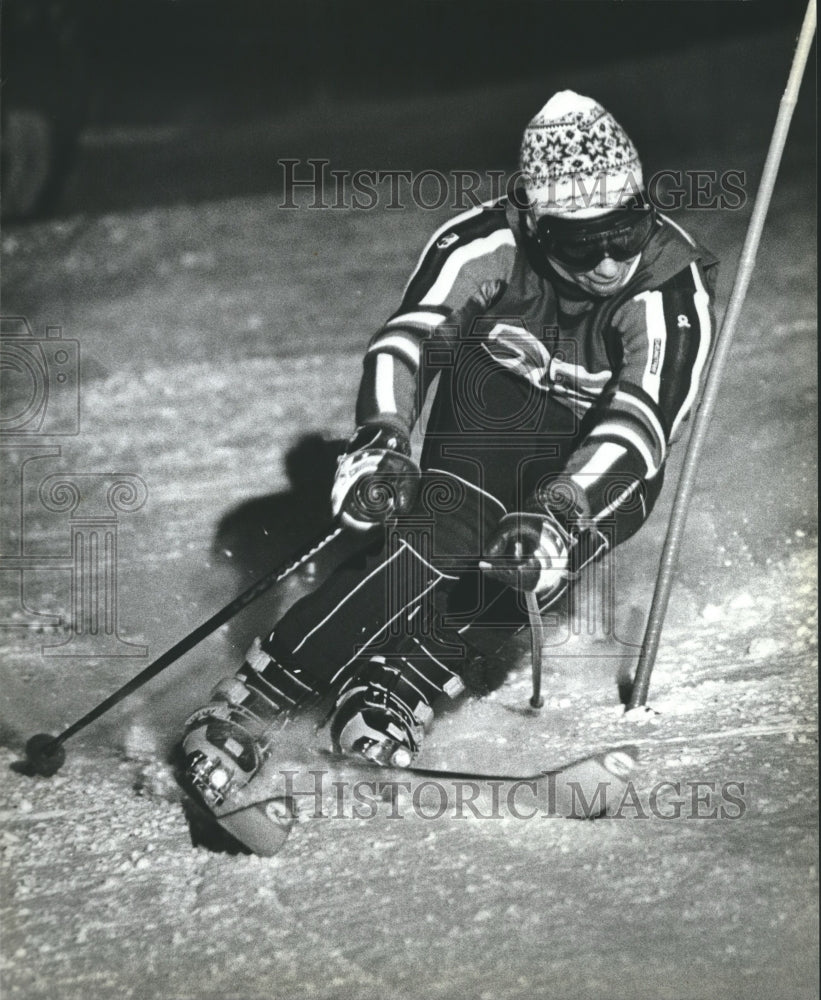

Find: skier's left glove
<box><xmin>332</xmin><ymin>422</ymin><xmax>421</xmax><ymax>531</ymax></box>
<box><xmin>480</xmin><ymin>510</ymin><xmax>571</xmax><ymax>597</ymax></box>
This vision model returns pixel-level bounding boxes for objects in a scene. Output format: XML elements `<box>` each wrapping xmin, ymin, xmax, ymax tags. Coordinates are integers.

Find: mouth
<box><xmin>586</xmin><ymin>273</ymin><xmax>625</xmax><ymax>290</ymax></box>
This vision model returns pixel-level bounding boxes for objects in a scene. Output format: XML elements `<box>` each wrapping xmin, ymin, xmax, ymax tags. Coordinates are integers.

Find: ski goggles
<box><xmin>533</xmin><ymin>201</ymin><xmax>657</xmax><ymax>271</ymax></box>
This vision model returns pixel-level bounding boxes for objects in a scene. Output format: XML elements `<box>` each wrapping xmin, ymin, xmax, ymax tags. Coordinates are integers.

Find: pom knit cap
<box><xmin>519</xmin><ymin>91</ymin><xmax>643</xmax><ymax>217</ymax></box>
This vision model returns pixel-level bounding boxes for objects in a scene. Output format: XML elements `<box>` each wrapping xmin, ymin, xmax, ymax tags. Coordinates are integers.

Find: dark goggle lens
<box><xmin>536</xmin><ymin>210</ymin><xmax>655</xmax><ymax>270</ymax></box>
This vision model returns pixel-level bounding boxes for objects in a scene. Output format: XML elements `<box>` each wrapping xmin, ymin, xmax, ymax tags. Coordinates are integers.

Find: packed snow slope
<box><xmin>1</xmin><ymin>29</ymin><xmax>817</xmax><ymax>1000</ymax></box>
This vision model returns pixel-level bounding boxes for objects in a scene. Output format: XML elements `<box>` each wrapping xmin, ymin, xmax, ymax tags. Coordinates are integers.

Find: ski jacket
<box><xmin>355</xmin><ymin>196</ymin><xmax>718</xmax><ymax>523</ymax></box>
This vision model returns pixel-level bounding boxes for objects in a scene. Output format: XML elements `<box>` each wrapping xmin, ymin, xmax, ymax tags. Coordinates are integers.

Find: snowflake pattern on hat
<box><xmin>520</xmin><ymin>91</ymin><xmax>643</xmax><ymax>216</ymax></box>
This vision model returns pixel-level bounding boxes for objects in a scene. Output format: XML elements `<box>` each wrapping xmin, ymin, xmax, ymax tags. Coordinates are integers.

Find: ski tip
<box><xmin>549</xmin><ymin>745</ymin><xmax>641</xmax><ymax>820</ymax></box>
<box><xmin>596</xmin><ymin>745</ymin><xmax>640</xmax><ymax>779</ymax></box>
<box><xmin>214</xmin><ymin>797</ymin><xmax>296</xmax><ymax>857</ymax></box>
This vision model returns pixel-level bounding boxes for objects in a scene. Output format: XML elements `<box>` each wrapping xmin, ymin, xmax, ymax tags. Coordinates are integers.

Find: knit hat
<box><xmin>519</xmin><ymin>91</ymin><xmax>643</xmax><ymax>217</ymax></box>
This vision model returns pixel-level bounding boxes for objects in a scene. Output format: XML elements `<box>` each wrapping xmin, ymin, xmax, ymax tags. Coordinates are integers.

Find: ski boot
<box><xmin>329</xmin><ymin>653</ymin><xmax>464</xmax><ymax>768</ymax></box>
<box><xmin>182</xmin><ymin>637</ymin><xmax>318</xmax><ymax>855</ymax></box>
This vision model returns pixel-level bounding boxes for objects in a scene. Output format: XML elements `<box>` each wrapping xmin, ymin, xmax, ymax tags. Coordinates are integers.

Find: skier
<box><xmin>183</xmin><ymin>91</ymin><xmax>717</xmax><ymax>818</ymax></box>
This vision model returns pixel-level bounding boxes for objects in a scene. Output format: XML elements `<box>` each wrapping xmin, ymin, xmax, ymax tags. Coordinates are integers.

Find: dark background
<box><xmin>1</xmin><ymin>1</ymin><xmax>813</xmax><ymax>217</ymax></box>
<box><xmin>4</xmin><ymin>1</ymin><xmax>811</xmax><ymax>117</ymax></box>
<box><xmin>57</xmin><ymin>0</ymin><xmax>815</xmax><ymax>119</ymax></box>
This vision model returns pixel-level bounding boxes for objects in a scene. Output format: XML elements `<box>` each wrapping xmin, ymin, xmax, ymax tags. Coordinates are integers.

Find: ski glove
<box><xmin>332</xmin><ymin>422</ymin><xmax>421</xmax><ymax>531</ymax></box>
<box><xmin>480</xmin><ymin>510</ymin><xmax>571</xmax><ymax>597</ymax></box>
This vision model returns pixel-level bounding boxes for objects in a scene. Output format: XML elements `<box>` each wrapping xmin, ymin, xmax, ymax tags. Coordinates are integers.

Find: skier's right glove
<box><xmin>332</xmin><ymin>422</ymin><xmax>421</xmax><ymax>530</ymax></box>
<box><xmin>480</xmin><ymin>509</ymin><xmax>571</xmax><ymax>597</ymax></box>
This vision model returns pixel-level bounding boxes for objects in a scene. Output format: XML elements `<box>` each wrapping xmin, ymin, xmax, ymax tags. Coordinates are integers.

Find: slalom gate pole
<box><xmin>24</xmin><ymin>523</ymin><xmax>343</xmax><ymax>774</ymax></box>
<box><xmin>628</xmin><ymin>0</ymin><xmax>816</xmax><ymax>710</ymax></box>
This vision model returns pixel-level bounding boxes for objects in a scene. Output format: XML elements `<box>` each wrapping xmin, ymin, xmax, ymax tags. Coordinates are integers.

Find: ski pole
<box><xmin>628</xmin><ymin>0</ymin><xmax>816</xmax><ymax>709</ymax></box>
<box><xmin>525</xmin><ymin>591</ymin><xmax>545</xmax><ymax>709</ymax></box>
<box><xmin>23</xmin><ymin>523</ymin><xmax>344</xmax><ymax>776</ymax></box>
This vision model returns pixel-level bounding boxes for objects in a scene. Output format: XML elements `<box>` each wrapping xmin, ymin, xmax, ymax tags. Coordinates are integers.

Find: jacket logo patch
<box><xmin>677</xmin><ymin>313</ymin><xmax>691</xmax><ymax>329</ymax></box>
<box><xmin>486</xmin><ymin>323</ymin><xmax>551</xmax><ymax>385</ymax></box>
<box><xmin>436</xmin><ymin>232</ymin><xmax>459</xmax><ymax>250</ymax></box>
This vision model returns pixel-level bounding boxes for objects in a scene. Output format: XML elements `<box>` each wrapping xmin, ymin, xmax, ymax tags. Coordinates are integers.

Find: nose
<box><xmin>594</xmin><ymin>254</ymin><xmax>619</xmax><ymax>278</ymax></box>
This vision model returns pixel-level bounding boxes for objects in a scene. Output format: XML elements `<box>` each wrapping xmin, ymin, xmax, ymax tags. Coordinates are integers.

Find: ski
<box><xmin>207</xmin><ymin>744</ymin><xmax>640</xmax><ymax>857</ymax></box>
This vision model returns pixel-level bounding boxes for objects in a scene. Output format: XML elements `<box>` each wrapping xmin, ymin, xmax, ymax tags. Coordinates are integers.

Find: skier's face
<box><xmin>546</xmin><ymin>253</ymin><xmax>640</xmax><ymax>297</ymax></box>
<box><xmin>529</xmin><ymin>201</ymin><xmax>655</xmax><ymax>297</ymax></box>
